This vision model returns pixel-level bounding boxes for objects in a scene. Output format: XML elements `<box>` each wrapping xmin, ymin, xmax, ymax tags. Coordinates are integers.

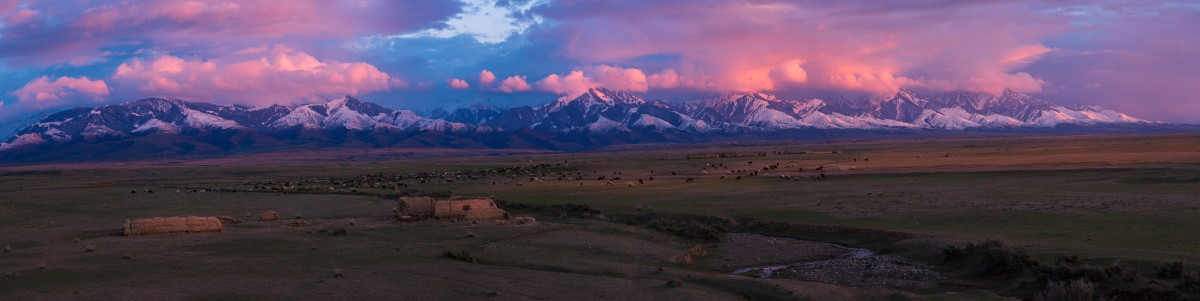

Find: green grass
<box><xmin>186</xmin><ymin>238</ymin><xmax>309</xmax><ymax>256</ymax></box>
<box><xmin>2</xmin><ymin>133</ymin><xmax>1200</xmax><ymax>299</ymax></box>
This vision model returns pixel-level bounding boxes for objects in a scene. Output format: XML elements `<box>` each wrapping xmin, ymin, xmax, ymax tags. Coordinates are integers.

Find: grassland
<box><xmin>1</xmin><ymin>133</ymin><xmax>1199</xmax><ymax>300</ymax></box>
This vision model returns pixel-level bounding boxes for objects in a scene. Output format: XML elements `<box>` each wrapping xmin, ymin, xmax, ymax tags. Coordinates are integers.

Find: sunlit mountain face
<box><xmin>2</xmin><ymin>87</ymin><xmax>1161</xmax><ymax>161</ymax></box>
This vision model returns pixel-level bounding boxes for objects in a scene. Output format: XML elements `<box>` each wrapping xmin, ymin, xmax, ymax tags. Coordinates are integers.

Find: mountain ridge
<box><xmin>0</xmin><ymin>88</ymin><xmax>1159</xmax><ymax>161</ymax></box>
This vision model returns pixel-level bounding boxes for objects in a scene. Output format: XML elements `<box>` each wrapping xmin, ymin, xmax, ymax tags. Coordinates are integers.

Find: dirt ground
<box><xmin>2</xmin><ymin>133</ymin><xmax>1199</xmax><ymax>299</ymax></box>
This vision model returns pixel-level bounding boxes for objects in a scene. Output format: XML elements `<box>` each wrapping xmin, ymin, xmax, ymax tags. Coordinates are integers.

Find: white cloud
<box><xmin>394</xmin><ymin>0</ymin><xmax>546</xmax><ymax>44</ymax></box>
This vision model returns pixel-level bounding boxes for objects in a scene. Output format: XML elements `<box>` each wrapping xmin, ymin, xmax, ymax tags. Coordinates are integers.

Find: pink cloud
<box><xmin>535</xmin><ymin>71</ymin><xmax>596</xmax><ymax>95</ymax></box>
<box><xmin>591</xmin><ymin>65</ymin><xmax>648</xmax><ymax>92</ymax></box>
<box><xmin>12</xmin><ymin>76</ymin><xmax>110</xmax><ymax>108</ymax></box>
<box><xmin>532</xmin><ymin>63</ymin><xmax>811</xmax><ymax>95</ymax></box>
<box><xmin>648</xmin><ymin>68</ymin><xmax>681</xmax><ymax>89</ymax></box>
<box><xmin>769</xmin><ymin>60</ymin><xmax>808</xmax><ymax>86</ymax></box>
<box><xmin>824</xmin><ymin>71</ymin><xmax>918</xmax><ymax>95</ymax></box>
<box><xmin>0</xmin><ymin>0</ymin><xmax>459</xmax><ymax>67</ymax></box>
<box><xmin>111</xmin><ymin>45</ymin><xmax>402</xmax><ymax>105</ymax></box>
<box><xmin>537</xmin><ymin>0</ymin><xmax>1067</xmax><ymax>95</ymax></box>
<box><xmin>447</xmin><ymin>78</ymin><xmax>470</xmax><ymax>89</ymax></box>
<box><xmin>5</xmin><ymin>8</ymin><xmax>38</xmax><ymax>25</ymax></box>
<box><xmin>535</xmin><ymin>65</ymin><xmax>690</xmax><ymax>95</ymax></box>
<box><xmin>1001</xmin><ymin>45</ymin><xmax>1054</xmax><ymax>65</ymax></box>
<box><xmin>478</xmin><ymin>70</ymin><xmax>496</xmax><ymax>86</ymax></box>
<box><xmin>497</xmin><ymin>76</ymin><xmax>532</xmax><ymax>93</ymax></box>
<box><xmin>968</xmin><ymin>72</ymin><xmax>1046</xmax><ymax>93</ymax></box>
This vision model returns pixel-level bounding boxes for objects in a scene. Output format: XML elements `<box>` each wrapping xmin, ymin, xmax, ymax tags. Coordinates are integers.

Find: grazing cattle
<box><xmin>684</xmin><ymin>178</ymin><xmax>695</xmax><ymax>183</ymax></box>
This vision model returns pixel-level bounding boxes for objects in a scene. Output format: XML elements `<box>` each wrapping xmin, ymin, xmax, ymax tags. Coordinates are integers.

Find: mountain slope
<box><xmin>0</xmin><ymin>89</ymin><xmax>1153</xmax><ymax>160</ymax></box>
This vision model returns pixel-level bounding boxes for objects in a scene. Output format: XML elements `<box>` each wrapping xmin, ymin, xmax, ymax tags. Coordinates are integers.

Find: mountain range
<box><xmin>0</xmin><ymin>88</ymin><xmax>1160</xmax><ymax>161</ymax></box>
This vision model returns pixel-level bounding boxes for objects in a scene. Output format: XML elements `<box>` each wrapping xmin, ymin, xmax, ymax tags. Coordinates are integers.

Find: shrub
<box><xmin>1107</xmin><ymin>282</ymin><xmax>1185</xmax><ymax>301</ymax></box>
<box><xmin>1157</xmin><ymin>262</ymin><xmax>1187</xmax><ymax>280</ymax></box>
<box><xmin>497</xmin><ymin>201</ymin><xmax>603</xmax><ymax>218</ymax></box>
<box><xmin>942</xmin><ymin>240</ymin><xmax>1038</xmax><ymax>277</ymax></box>
<box><xmin>665</xmin><ymin>278</ymin><xmax>684</xmax><ymax>288</ymax></box>
<box><xmin>1177</xmin><ymin>272</ymin><xmax>1200</xmax><ymax>293</ymax></box>
<box><xmin>1031</xmin><ymin>279</ymin><xmax>1096</xmax><ymax>301</ymax></box>
<box><xmin>443</xmin><ymin>250</ymin><xmax>476</xmax><ymax>263</ymax></box>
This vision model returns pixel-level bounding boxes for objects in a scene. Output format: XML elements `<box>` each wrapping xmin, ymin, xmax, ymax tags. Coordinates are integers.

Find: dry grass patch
<box><xmin>123</xmin><ymin>216</ymin><xmax>223</xmax><ymax>236</ymax></box>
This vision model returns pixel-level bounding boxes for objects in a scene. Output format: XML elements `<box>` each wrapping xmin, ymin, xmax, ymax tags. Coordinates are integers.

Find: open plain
<box><xmin>2</xmin><ymin>133</ymin><xmax>1199</xmax><ymax>300</ymax></box>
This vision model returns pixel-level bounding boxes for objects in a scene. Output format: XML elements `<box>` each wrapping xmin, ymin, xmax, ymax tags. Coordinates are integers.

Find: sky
<box><xmin>1</xmin><ymin>0</ymin><xmax>1198</xmax><ymax>133</ymax></box>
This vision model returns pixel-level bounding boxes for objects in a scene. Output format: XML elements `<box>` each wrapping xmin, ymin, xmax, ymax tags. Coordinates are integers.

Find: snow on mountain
<box><xmin>378</xmin><ymin>110</ymin><xmax>473</xmax><ymax>132</ymax></box>
<box><xmin>1029</xmin><ymin>106</ymin><xmax>1144</xmax><ymax>126</ymax></box>
<box><xmin>630</xmin><ymin>114</ymin><xmax>674</xmax><ymax>129</ymax></box>
<box><xmin>132</xmin><ymin>118</ymin><xmax>178</xmax><ymax>133</ymax></box>
<box><xmin>182</xmin><ymin>108</ymin><xmax>241</xmax><ymax>129</ymax></box>
<box><xmin>686</xmin><ymin>89</ymin><xmax>1145</xmax><ymax>131</ymax></box>
<box><xmin>324</xmin><ymin>104</ymin><xmax>378</xmax><ymax>130</ymax></box>
<box><xmin>0</xmin><ymin>133</ymin><xmax>45</xmax><ymax>150</ymax></box>
<box><xmin>545</xmin><ymin>88</ymin><xmax>644</xmax><ymax>113</ymax></box>
<box><xmin>270</xmin><ymin>106</ymin><xmax>326</xmax><ymax>129</ymax></box>
<box><xmin>800</xmin><ymin>111</ymin><xmax>913</xmax><ymax>129</ymax></box>
<box><xmin>689</xmin><ymin>92</ymin><xmax>815</xmax><ymax>129</ymax></box>
<box><xmin>0</xmin><ymin>89</ymin><xmax>1152</xmax><ymax>153</ymax></box>
<box><xmin>82</xmin><ymin>124</ymin><xmax>125</xmax><ymax>138</ymax></box>
<box><xmin>269</xmin><ymin>96</ymin><xmax>383</xmax><ymax>130</ymax></box>
<box><xmin>586</xmin><ymin>116</ymin><xmax>628</xmax><ymax>133</ymax></box>
<box><xmin>672</xmin><ymin>114</ymin><xmax>715</xmax><ymax>132</ymax></box>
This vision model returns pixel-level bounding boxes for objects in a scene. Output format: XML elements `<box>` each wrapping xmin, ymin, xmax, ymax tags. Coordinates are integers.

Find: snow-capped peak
<box><xmin>547</xmin><ymin>88</ymin><xmax>645</xmax><ymax>111</ymax></box>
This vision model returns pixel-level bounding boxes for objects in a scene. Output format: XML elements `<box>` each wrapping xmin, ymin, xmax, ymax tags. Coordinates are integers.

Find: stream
<box><xmin>728</xmin><ymin>236</ymin><xmax>875</xmax><ymax>279</ymax></box>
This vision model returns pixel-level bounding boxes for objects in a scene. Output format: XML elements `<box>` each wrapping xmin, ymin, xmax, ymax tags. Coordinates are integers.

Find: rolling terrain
<box><xmin>2</xmin><ymin>133</ymin><xmax>1199</xmax><ymax>299</ymax></box>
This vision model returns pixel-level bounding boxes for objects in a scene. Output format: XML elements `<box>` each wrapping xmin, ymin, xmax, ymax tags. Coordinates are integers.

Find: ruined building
<box><xmin>397</xmin><ymin>196</ymin><xmax>509</xmax><ymax>221</ymax></box>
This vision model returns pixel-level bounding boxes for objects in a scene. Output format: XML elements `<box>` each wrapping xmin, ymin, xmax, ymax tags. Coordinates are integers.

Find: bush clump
<box><xmin>609</xmin><ymin>213</ymin><xmax>738</xmax><ymax>241</ymax></box>
<box><xmin>1031</xmin><ymin>279</ymin><xmax>1096</xmax><ymax>301</ymax></box>
<box><xmin>443</xmin><ymin>250</ymin><xmax>476</xmax><ymax>263</ymax></box>
<box><xmin>942</xmin><ymin>240</ymin><xmax>1038</xmax><ymax>277</ymax></box>
<box><xmin>496</xmin><ymin>201</ymin><xmax>602</xmax><ymax>218</ymax></box>
<box><xmin>1158</xmin><ymin>262</ymin><xmax>1188</xmax><ymax>280</ymax></box>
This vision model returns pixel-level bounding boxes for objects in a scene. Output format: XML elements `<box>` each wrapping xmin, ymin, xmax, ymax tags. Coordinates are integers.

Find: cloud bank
<box><xmin>0</xmin><ymin>0</ymin><xmax>1198</xmax><ymax>126</ymax></box>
